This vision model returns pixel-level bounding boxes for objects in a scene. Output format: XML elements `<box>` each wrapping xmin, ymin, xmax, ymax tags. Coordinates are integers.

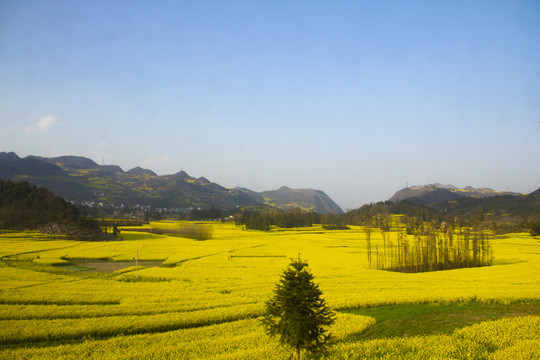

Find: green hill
<box><xmin>430</xmin><ymin>194</ymin><xmax>540</xmax><ymax>223</ymax></box>
<box><xmin>386</xmin><ymin>183</ymin><xmax>539</xmax><ymax>224</ymax></box>
<box><xmin>389</xmin><ymin>184</ymin><xmax>522</xmax><ymax>205</ymax></box>
<box><xmin>389</xmin><ymin>185</ymin><xmax>465</xmax><ymax>205</ymax></box>
<box><xmin>0</xmin><ymin>179</ymin><xmax>108</xmax><ymax>240</ymax></box>
<box><xmin>258</xmin><ymin>186</ymin><xmax>343</xmax><ymax>214</ymax></box>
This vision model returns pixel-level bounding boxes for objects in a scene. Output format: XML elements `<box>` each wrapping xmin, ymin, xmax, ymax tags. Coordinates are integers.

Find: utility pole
<box><xmin>136</xmin><ymin>250</ymin><xmax>139</xmax><ymax>278</ymax></box>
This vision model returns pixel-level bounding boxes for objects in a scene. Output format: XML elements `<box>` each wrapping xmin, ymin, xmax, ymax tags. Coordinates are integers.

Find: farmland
<box><xmin>1</xmin><ymin>222</ymin><xmax>539</xmax><ymax>359</ymax></box>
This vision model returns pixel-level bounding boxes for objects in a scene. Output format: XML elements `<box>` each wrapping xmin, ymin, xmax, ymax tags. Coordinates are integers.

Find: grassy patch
<box><xmin>343</xmin><ymin>301</ymin><xmax>540</xmax><ymax>340</ymax></box>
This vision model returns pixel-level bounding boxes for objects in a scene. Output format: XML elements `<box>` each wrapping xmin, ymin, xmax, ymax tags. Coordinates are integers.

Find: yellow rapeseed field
<box><xmin>0</xmin><ymin>222</ymin><xmax>539</xmax><ymax>359</ymax></box>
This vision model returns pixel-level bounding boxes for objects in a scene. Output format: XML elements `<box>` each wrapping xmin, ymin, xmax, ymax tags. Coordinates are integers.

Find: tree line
<box><xmin>319</xmin><ymin>200</ymin><xmax>540</xmax><ymax>236</ymax></box>
<box><xmin>366</xmin><ymin>222</ymin><xmax>493</xmax><ymax>273</ymax></box>
<box><xmin>235</xmin><ymin>207</ymin><xmax>321</xmax><ymax>231</ymax></box>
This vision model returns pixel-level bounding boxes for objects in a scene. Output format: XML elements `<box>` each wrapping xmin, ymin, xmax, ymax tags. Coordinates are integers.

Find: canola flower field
<box><xmin>0</xmin><ymin>222</ymin><xmax>539</xmax><ymax>359</ymax></box>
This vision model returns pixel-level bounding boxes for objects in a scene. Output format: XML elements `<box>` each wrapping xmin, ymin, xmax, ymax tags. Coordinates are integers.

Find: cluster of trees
<box><xmin>530</xmin><ymin>221</ymin><xmax>540</xmax><ymax>236</ymax></box>
<box><xmin>366</xmin><ymin>222</ymin><xmax>493</xmax><ymax>273</ymax></box>
<box><xmin>334</xmin><ymin>201</ymin><xmax>437</xmax><ymax>227</ymax></box>
<box><xmin>0</xmin><ymin>179</ymin><xmax>101</xmax><ymax>238</ymax></box>
<box><xmin>235</xmin><ymin>208</ymin><xmax>320</xmax><ymax>231</ymax></box>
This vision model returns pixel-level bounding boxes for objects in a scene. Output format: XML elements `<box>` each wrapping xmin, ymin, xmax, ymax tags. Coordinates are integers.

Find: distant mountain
<box><xmin>127</xmin><ymin>167</ymin><xmax>157</xmax><ymax>176</ymax></box>
<box><xmin>258</xmin><ymin>186</ymin><xmax>343</xmax><ymax>214</ymax></box>
<box><xmin>389</xmin><ymin>184</ymin><xmax>522</xmax><ymax>205</ymax></box>
<box><xmin>0</xmin><ymin>156</ymin><xmax>65</xmax><ymax>178</ymax></box>
<box><xmin>386</xmin><ymin>183</ymin><xmax>539</xmax><ymax>224</ymax></box>
<box><xmin>0</xmin><ymin>152</ymin><xmax>343</xmax><ymax>214</ymax></box>
<box><xmin>46</xmin><ymin>155</ymin><xmax>102</xmax><ymax>170</ymax></box>
<box><xmin>389</xmin><ymin>185</ymin><xmax>465</xmax><ymax>205</ymax></box>
<box><xmin>234</xmin><ymin>186</ymin><xmax>343</xmax><ymax>214</ymax></box>
<box><xmin>0</xmin><ymin>152</ymin><xmax>20</xmax><ymax>162</ymax></box>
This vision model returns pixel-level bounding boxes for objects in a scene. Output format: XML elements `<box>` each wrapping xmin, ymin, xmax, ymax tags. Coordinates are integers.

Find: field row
<box><xmin>0</xmin><ymin>303</ymin><xmax>262</xmax><ymax>345</ymax></box>
<box><xmin>1</xmin><ymin>315</ymin><xmax>538</xmax><ymax>359</ymax></box>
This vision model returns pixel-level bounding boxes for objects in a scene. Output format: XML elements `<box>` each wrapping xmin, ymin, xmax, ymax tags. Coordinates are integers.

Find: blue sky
<box><xmin>1</xmin><ymin>0</ymin><xmax>539</xmax><ymax>210</ymax></box>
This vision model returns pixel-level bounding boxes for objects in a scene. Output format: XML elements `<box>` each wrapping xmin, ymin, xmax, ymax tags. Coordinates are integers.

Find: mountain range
<box><xmin>0</xmin><ymin>152</ymin><xmax>343</xmax><ymax>214</ymax></box>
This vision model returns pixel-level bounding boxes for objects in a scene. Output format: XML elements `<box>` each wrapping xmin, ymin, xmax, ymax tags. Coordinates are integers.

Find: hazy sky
<box><xmin>1</xmin><ymin>0</ymin><xmax>539</xmax><ymax>210</ymax></box>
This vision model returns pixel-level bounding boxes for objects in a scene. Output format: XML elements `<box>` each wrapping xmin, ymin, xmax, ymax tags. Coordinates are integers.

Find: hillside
<box><xmin>430</xmin><ymin>194</ymin><xmax>540</xmax><ymax>222</ymax></box>
<box><xmin>389</xmin><ymin>184</ymin><xmax>522</xmax><ymax>205</ymax></box>
<box><xmin>0</xmin><ymin>152</ymin><xmax>342</xmax><ymax>214</ymax></box>
<box><xmin>389</xmin><ymin>185</ymin><xmax>465</xmax><ymax>205</ymax></box>
<box><xmin>258</xmin><ymin>186</ymin><xmax>343</xmax><ymax>214</ymax></box>
<box><xmin>384</xmin><ymin>183</ymin><xmax>540</xmax><ymax>227</ymax></box>
<box><xmin>126</xmin><ymin>166</ymin><xmax>158</xmax><ymax>176</ymax></box>
<box><xmin>0</xmin><ymin>179</ymin><xmax>107</xmax><ymax>239</ymax></box>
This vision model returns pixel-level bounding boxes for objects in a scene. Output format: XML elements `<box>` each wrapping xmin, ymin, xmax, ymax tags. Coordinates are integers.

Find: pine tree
<box><xmin>261</xmin><ymin>256</ymin><xmax>335</xmax><ymax>360</ymax></box>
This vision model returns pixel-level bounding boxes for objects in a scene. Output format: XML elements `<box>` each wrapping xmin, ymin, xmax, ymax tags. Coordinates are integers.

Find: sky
<box><xmin>1</xmin><ymin>0</ymin><xmax>539</xmax><ymax>210</ymax></box>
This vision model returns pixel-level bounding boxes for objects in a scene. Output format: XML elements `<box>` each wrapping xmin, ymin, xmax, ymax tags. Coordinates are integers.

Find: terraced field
<box><xmin>0</xmin><ymin>223</ymin><xmax>539</xmax><ymax>359</ymax></box>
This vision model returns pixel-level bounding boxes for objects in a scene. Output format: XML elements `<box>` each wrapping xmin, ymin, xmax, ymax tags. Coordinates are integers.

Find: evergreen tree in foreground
<box><xmin>261</xmin><ymin>257</ymin><xmax>335</xmax><ymax>360</ymax></box>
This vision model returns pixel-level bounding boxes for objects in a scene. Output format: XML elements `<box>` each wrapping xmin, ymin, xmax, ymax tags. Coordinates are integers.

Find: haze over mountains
<box><xmin>0</xmin><ymin>152</ymin><xmax>343</xmax><ymax>214</ymax></box>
